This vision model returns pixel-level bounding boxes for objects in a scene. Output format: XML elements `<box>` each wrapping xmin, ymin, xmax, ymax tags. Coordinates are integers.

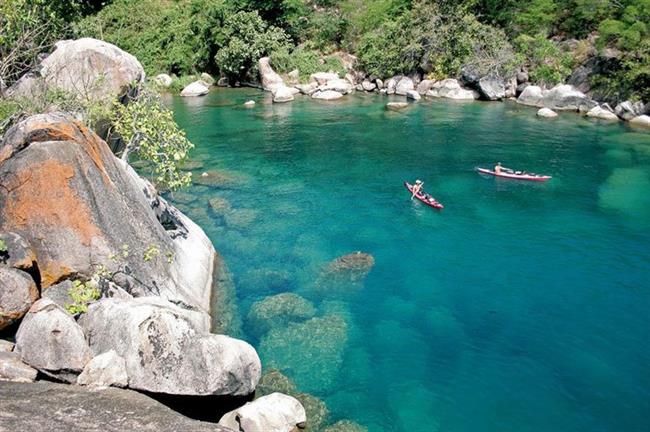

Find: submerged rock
<box><xmin>194</xmin><ymin>170</ymin><xmax>247</xmax><ymax>188</ymax></box>
<box><xmin>79</xmin><ymin>297</ymin><xmax>261</xmax><ymax>396</ymax></box>
<box><xmin>209</xmin><ymin>197</ymin><xmax>232</xmax><ymax>216</ymax></box>
<box><xmin>324</xmin><ymin>252</ymin><xmax>375</xmax><ymax>283</ymax></box>
<box><xmin>323</xmin><ymin>420</ymin><xmax>368</xmax><ymax>432</ymax></box>
<box><xmin>273</xmin><ymin>86</ymin><xmax>296</xmax><ymax>103</ymax></box>
<box><xmin>181</xmin><ymin>81</ymin><xmax>210</xmax><ymax>97</ymax></box>
<box><xmin>15</xmin><ymin>299</ymin><xmax>92</xmax><ymax>382</ymax></box>
<box><xmin>77</xmin><ymin>350</ymin><xmax>128</xmax><ymax>388</ymax></box>
<box><xmin>0</xmin><ymin>267</ymin><xmax>39</xmax><ymax>330</ymax></box>
<box><xmin>240</xmin><ymin>268</ymin><xmax>293</xmax><ymax>295</ymax></box>
<box><xmin>386</xmin><ymin>102</ymin><xmax>409</xmax><ymax>110</ymax></box>
<box><xmin>219</xmin><ymin>392</ymin><xmax>306</xmax><ymax>432</ymax></box>
<box><xmin>179</xmin><ymin>160</ymin><xmax>204</xmax><ymax>171</ymax></box>
<box><xmin>256</xmin><ymin>369</ymin><xmax>297</xmax><ymax>396</ymax></box>
<box><xmin>223</xmin><ymin>208</ymin><xmax>259</xmax><ymax>230</ymax></box>
<box><xmin>247</xmin><ymin>293</ymin><xmax>316</xmax><ymax>334</ymax></box>
<box><xmin>259</xmin><ymin>315</ymin><xmax>348</xmax><ymax>393</ymax></box>
<box><xmin>0</xmin><ymin>381</ymin><xmax>232</xmax><ymax>432</ymax></box>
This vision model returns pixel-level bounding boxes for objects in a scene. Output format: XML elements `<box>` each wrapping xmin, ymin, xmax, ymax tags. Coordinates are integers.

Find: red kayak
<box><xmin>476</xmin><ymin>167</ymin><xmax>551</xmax><ymax>182</ymax></box>
<box><xmin>404</xmin><ymin>182</ymin><xmax>444</xmax><ymax>209</ymax></box>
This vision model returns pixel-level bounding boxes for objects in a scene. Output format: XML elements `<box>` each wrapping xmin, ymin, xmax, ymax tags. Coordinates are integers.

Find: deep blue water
<box><xmin>168</xmin><ymin>89</ymin><xmax>650</xmax><ymax>432</ymax></box>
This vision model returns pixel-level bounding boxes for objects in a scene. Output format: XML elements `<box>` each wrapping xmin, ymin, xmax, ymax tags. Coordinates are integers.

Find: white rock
<box><xmin>406</xmin><ymin>90</ymin><xmax>421</xmax><ymax>101</ymax></box>
<box><xmin>345</xmin><ymin>72</ymin><xmax>356</xmax><ymax>85</ymax></box>
<box><xmin>219</xmin><ymin>393</ymin><xmax>306</xmax><ymax>432</ymax></box>
<box><xmin>312</xmin><ymin>90</ymin><xmax>343</xmax><ymax>100</ymax></box>
<box><xmin>310</xmin><ymin>72</ymin><xmax>339</xmax><ymax>85</ymax></box>
<box><xmin>77</xmin><ymin>350</ymin><xmax>128</xmax><ymax>388</ymax></box>
<box><xmin>272</xmin><ymin>86</ymin><xmax>295</xmax><ymax>103</ymax></box>
<box><xmin>395</xmin><ymin>77</ymin><xmax>415</xmax><ymax>95</ymax></box>
<box><xmin>244</xmin><ymin>100</ymin><xmax>256</xmax><ymax>108</ymax></box>
<box><xmin>295</xmin><ymin>82</ymin><xmax>318</xmax><ymax>95</ymax></box>
<box><xmin>154</xmin><ymin>74</ymin><xmax>172</xmax><ymax>88</ymax></box>
<box><xmin>0</xmin><ymin>352</ymin><xmax>38</xmax><ymax>382</ymax></box>
<box><xmin>361</xmin><ymin>80</ymin><xmax>376</xmax><ymax>91</ymax></box>
<box><xmin>587</xmin><ymin>106</ymin><xmax>619</xmax><ymax>121</ymax></box>
<box><xmin>15</xmin><ymin>299</ymin><xmax>92</xmax><ymax>382</ymax></box>
<box><xmin>542</xmin><ymin>84</ymin><xmax>590</xmax><ymax>111</ymax></box>
<box><xmin>375</xmin><ymin>78</ymin><xmax>384</xmax><ymax>89</ymax></box>
<box><xmin>287</xmin><ymin>69</ymin><xmax>300</xmax><ymax>85</ymax></box>
<box><xmin>259</xmin><ymin>57</ymin><xmax>284</xmax><ymax>92</ymax></box>
<box><xmin>0</xmin><ymin>340</ymin><xmax>14</xmax><ymax>352</ymax></box>
<box><xmin>629</xmin><ymin>115</ymin><xmax>650</xmax><ymax>128</ymax></box>
<box><xmin>517</xmin><ymin>85</ymin><xmax>545</xmax><ymax>107</ymax></box>
<box><xmin>180</xmin><ymin>81</ymin><xmax>209</xmax><ymax>97</ymax></box>
<box><xmin>416</xmin><ymin>79</ymin><xmax>435</xmax><ymax>94</ymax></box>
<box><xmin>537</xmin><ymin>108</ymin><xmax>558</xmax><ymax>118</ymax></box>
<box><xmin>321</xmin><ymin>78</ymin><xmax>353</xmax><ymax>94</ymax></box>
<box><xmin>386</xmin><ymin>77</ymin><xmax>400</xmax><ymax>95</ymax></box>
<box><xmin>386</xmin><ymin>102</ymin><xmax>409</xmax><ymax>110</ymax></box>
<box><xmin>615</xmin><ymin>101</ymin><xmax>644</xmax><ymax>121</ymax></box>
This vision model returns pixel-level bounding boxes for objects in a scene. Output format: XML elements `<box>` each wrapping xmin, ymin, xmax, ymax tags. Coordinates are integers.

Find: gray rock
<box><xmin>345</xmin><ymin>72</ymin><xmax>357</xmax><ymax>85</ymax></box>
<box><xmin>427</xmin><ymin>79</ymin><xmax>478</xmax><ymax>100</ymax></box>
<box><xmin>386</xmin><ymin>76</ymin><xmax>400</xmax><ymax>95</ymax></box>
<box><xmin>154</xmin><ymin>74</ymin><xmax>172</xmax><ymax>88</ymax></box>
<box><xmin>0</xmin><ymin>232</ymin><xmax>36</xmax><ymax>271</ymax></box>
<box><xmin>615</xmin><ymin>101</ymin><xmax>644</xmax><ymax>121</ymax></box>
<box><xmin>310</xmin><ymin>72</ymin><xmax>339</xmax><ymax>85</ymax></box>
<box><xmin>39</xmin><ymin>38</ymin><xmax>144</xmax><ymax>104</ymax></box>
<box><xmin>200</xmin><ymin>72</ymin><xmax>215</xmax><ymax>85</ymax></box>
<box><xmin>537</xmin><ymin>108</ymin><xmax>558</xmax><ymax>118</ymax></box>
<box><xmin>0</xmin><ymin>267</ymin><xmax>38</xmax><ymax>330</ymax></box>
<box><xmin>244</xmin><ymin>100</ymin><xmax>256</xmax><ymax>107</ymax></box>
<box><xmin>0</xmin><ymin>351</ymin><xmax>37</xmax><ymax>382</ymax></box>
<box><xmin>416</xmin><ymin>79</ymin><xmax>435</xmax><ymax>95</ymax></box>
<box><xmin>0</xmin><ymin>339</ymin><xmax>14</xmax><ymax>352</ymax></box>
<box><xmin>219</xmin><ymin>392</ymin><xmax>307</xmax><ymax>432</ymax></box>
<box><xmin>273</xmin><ymin>86</ymin><xmax>296</xmax><ymax>103</ymax></box>
<box><xmin>516</xmin><ymin>70</ymin><xmax>529</xmax><ymax>84</ymax></box>
<box><xmin>542</xmin><ymin>84</ymin><xmax>590</xmax><ymax>111</ymax></box>
<box><xmin>395</xmin><ymin>77</ymin><xmax>414</xmax><ymax>96</ymax></box>
<box><xmin>0</xmin><ymin>114</ymin><xmax>217</xmax><ymax>329</ymax></box>
<box><xmin>517</xmin><ymin>85</ymin><xmax>544</xmax><ymax>107</ymax></box>
<box><xmin>586</xmin><ymin>106</ymin><xmax>619</xmax><ymax>121</ymax></box>
<box><xmin>79</xmin><ymin>297</ymin><xmax>261</xmax><ymax>396</ymax></box>
<box><xmin>295</xmin><ymin>82</ymin><xmax>319</xmax><ymax>95</ymax></box>
<box><xmin>180</xmin><ymin>81</ymin><xmax>209</xmax><ymax>97</ymax></box>
<box><xmin>15</xmin><ymin>299</ymin><xmax>92</xmax><ymax>382</ymax></box>
<box><xmin>312</xmin><ymin>90</ymin><xmax>344</xmax><ymax>100</ymax></box>
<box><xmin>386</xmin><ymin>102</ymin><xmax>409</xmax><ymax>110</ymax></box>
<box><xmin>478</xmin><ymin>76</ymin><xmax>506</xmax><ymax>100</ymax></box>
<box><xmin>406</xmin><ymin>90</ymin><xmax>421</xmax><ymax>101</ymax></box>
<box><xmin>41</xmin><ymin>279</ymin><xmax>75</xmax><ymax>310</ymax></box>
<box><xmin>247</xmin><ymin>293</ymin><xmax>316</xmax><ymax>333</ymax></box>
<box><xmin>217</xmin><ymin>77</ymin><xmax>229</xmax><ymax>87</ymax></box>
<box><xmin>77</xmin><ymin>349</ymin><xmax>128</xmax><ymax>388</ymax></box>
<box><xmin>516</xmin><ymin>82</ymin><xmax>529</xmax><ymax>96</ymax></box>
<box><xmin>321</xmin><ymin>78</ymin><xmax>353</xmax><ymax>94</ymax></box>
<box><xmin>375</xmin><ymin>78</ymin><xmax>384</xmax><ymax>89</ymax></box>
<box><xmin>504</xmin><ymin>76</ymin><xmax>517</xmax><ymax>98</ymax></box>
<box><xmin>259</xmin><ymin>57</ymin><xmax>285</xmax><ymax>92</ymax></box>
<box><xmin>361</xmin><ymin>80</ymin><xmax>376</xmax><ymax>92</ymax></box>
<box><xmin>629</xmin><ymin>115</ymin><xmax>650</xmax><ymax>128</ymax></box>
<box><xmin>6</xmin><ymin>73</ymin><xmax>46</xmax><ymax>99</ymax></box>
<box><xmin>0</xmin><ymin>381</ymin><xmax>234</xmax><ymax>432</ymax></box>
<box><xmin>460</xmin><ymin>65</ymin><xmax>480</xmax><ymax>87</ymax></box>
<box><xmin>287</xmin><ymin>69</ymin><xmax>300</xmax><ymax>85</ymax></box>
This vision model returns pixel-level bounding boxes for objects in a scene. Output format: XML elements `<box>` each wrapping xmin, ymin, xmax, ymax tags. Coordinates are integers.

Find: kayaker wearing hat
<box><xmin>411</xmin><ymin>179</ymin><xmax>423</xmax><ymax>199</ymax></box>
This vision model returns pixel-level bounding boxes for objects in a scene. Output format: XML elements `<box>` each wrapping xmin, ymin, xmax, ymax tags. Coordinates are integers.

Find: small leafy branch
<box><xmin>65</xmin><ymin>279</ymin><xmax>100</xmax><ymax>315</ymax></box>
<box><xmin>0</xmin><ymin>239</ymin><xmax>7</xmax><ymax>252</ymax></box>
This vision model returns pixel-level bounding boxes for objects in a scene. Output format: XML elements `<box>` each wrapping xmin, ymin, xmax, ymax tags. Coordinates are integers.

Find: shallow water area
<box><xmin>168</xmin><ymin>89</ymin><xmax>650</xmax><ymax>432</ymax></box>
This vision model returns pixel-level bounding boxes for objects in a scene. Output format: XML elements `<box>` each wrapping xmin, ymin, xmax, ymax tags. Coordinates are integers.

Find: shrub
<box><xmin>66</xmin><ymin>279</ymin><xmax>100</xmax><ymax>315</ymax></box>
<box><xmin>514</xmin><ymin>34</ymin><xmax>573</xmax><ymax>86</ymax></box>
<box><xmin>270</xmin><ymin>47</ymin><xmax>345</xmax><ymax>81</ymax></box>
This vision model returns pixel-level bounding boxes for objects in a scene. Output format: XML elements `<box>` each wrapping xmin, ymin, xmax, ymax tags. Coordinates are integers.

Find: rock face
<box><xmin>0</xmin><ymin>114</ymin><xmax>216</xmax><ymax>328</ymax></box>
<box><xmin>537</xmin><ymin>108</ymin><xmax>558</xmax><ymax>118</ymax></box>
<box><xmin>219</xmin><ymin>392</ymin><xmax>306</xmax><ymax>432</ymax></box>
<box><xmin>395</xmin><ymin>77</ymin><xmax>414</xmax><ymax>95</ymax></box>
<box><xmin>587</xmin><ymin>106</ymin><xmax>619</xmax><ymax>121</ymax></box>
<box><xmin>0</xmin><ymin>267</ymin><xmax>39</xmax><ymax>330</ymax></box>
<box><xmin>478</xmin><ymin>76</ymin><xmax>506</xmax><ymax>100</ymax></box>
<box><xmin>247</xmin><ymin>293</ymin><xmax>315</xmax><ymax>333</ymax></box>
<box><xmin>259</xmin><ymin>57</ymin><xmax>285</xmax><ymax>92</ymax></box>
<box><xmin>0</xmin><ymin>381</ymin><xmax>234</xmax><ymax>432</ymax></box>
<box><xmin>273</xmin><ymin>86</ymin><xmax>296</xmax><ymax>103</ymax></box>
<box><xmin>15</xmin><ymin>299</ymin><xmax>92</xmax><ymax>382</ymax></box>
<box><xmin>180</xmin><ymin>81</ymin><xmax>209</xmax><ymax>97</ymax></box>
<box><xmin>312</xmin><ymin>90</ymin><xmax>343</xmax><ymax>100</ymax></box>
<box><xmin>0</xmin><ymin>352</ymin><xmax>38</xmax><ymax>382</ymax></box>
<box><xmin>40</xmin><ymin>38</ymin><xmax>144</xmax><ymax>102</ymax></box>
<box><xmin>154</xmin><ymin>74</ymin><xmax>172</xmax><ymax>88</ymax></box>
<box><xmin>77</xmin><ymin>350</ymin><xmax>129</xmax><ymax>388</ymax></box>
<box><xmin>79</xmin><ymin>297</ymin><xmax>261</xmax><ymax>395</ymax></box>
<box><xmin>629</xmin><ymin>115</ymin><xmax>650</xmax><ymax>128</ymax></box>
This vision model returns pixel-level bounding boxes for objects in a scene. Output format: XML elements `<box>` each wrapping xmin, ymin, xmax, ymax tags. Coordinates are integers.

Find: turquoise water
<box><xmin>168</xmin><ymin>89</ymin><xmax>650</xmax><ymax>432</ymax></box>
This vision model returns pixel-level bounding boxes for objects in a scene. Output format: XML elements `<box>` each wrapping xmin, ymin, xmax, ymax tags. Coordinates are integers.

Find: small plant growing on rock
<box><xmin>143</xmin><ymin>245</ymin><xmax>160</xmax><ymax>262</ymax></box>
<box><xmin>66</xmin><ymin>279</ymin><xmax>101</xmax><ymax>315</ymax></box>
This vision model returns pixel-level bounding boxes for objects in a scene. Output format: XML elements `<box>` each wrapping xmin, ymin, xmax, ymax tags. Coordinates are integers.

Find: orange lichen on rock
<box><xmin>1</xmin><ymin>159</ymin><xmax>102</xmax><ymax>247</ymax></box>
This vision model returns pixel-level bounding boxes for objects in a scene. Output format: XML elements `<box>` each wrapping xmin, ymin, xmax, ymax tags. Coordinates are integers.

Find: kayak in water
<box><xmin>404</xmin><ymin>182</ymin><xmax>444</xmax><ymax>209</ymax></box>
<box><xmin>475</xmin><ymin>167</ymin><xmax>551</xmax><ymax>182</ymax></box>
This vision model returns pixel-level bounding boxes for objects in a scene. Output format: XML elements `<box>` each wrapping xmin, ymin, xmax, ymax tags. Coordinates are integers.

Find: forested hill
<box><xmin>1</xmin><ymin>0</ymin><xmax>649</xmax><ymax>103</ymax></box>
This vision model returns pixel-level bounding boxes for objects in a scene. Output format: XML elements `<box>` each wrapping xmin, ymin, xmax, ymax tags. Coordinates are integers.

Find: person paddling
<box><xmin>411</xmin><ymin>179</ymin><xmax>423</xmax><ymax>199</ymax></box>
<box><xmin>494</xmin><ymin>162</ymin><xmax>513</xmax><ymax>174</ymax></box>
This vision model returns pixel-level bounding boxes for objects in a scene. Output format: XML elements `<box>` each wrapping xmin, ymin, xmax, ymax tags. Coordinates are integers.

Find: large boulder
<box><xmin>5</xmin><ymin>73</ymin><xmax>47</xmax><ymax>100</ymax></box>
<box><xmin>310</xmin><ymin>72</ymin><xmax>339</xmax><ymax>85</ymax></box>
<box><xmin>77</xmin><ymin>350</ymin><xmax>129</xmax><ymax>388</ymax></box>
<box><xmin>477</xmin><ymin>76</ymin><xmax>506</xmax><ymax>101</ymax></box>
<box><xmin>312</xmin><ymin>90</ymin><xmax>344</xmax><ymax>100</ymax></box>
<box><xmin>615</xmin><ymin>101</ymin><xmax>645</xmax><ymax>121</ymax></box>
<box><xmin>386</xmin><ymin>76</ymin><xmax>401</xmax><ymax>95</ymax></box>
<box><xmin>517</xmin><ymin>85</ymin><xmax>544</xmax><ymax>107</ymax></box>
<box><xmin>629</xmin><ymin>115</ymin><xmax>650</xmax><ymax>129</ymax></box>
<box><xmin>395</xmin><ymin>77</ymin><xmax>414</xmax><ymax>96</ymax></box>
<box><xmin>200</xmin><ymin>72</ymin><xmax>215</xmax><ymax>86</ymax></box>
<box><xmin>39</xmin><ymin>38</ymin><xmax>144</xmax><ymax>103</ymax></box>
<box><xmin>259</xmin><ymin>57</ymin><xmax>285</xmax><ymax>92</ymax></box>
<box><xmin>0</xmin><ymin>381</ymin><xmax>234</xmax><ymax>432</ymax></box>
<box><xmin>0</xmin><ymin>114</ymin><xmax>217</xmax><ymax>328</ymax></box>
<box><xmin>0</xmin><ymin>267</ymin><xmax>39</xmax><ymax>330</ymax></box>
<box><xmin>295</xmin><ymin>82</ymin><xmax>318</xmax><ymax>95</ymax></box>
<box><xmin>273</xmin><ymin>86</ymin><xmax>296</xmax><ymax>103</ymax></box>
<box><xmin>406</xmin><ymin>90</ymin><xmax>421</xmax><ymax>101</ymax></box>
<box><xmin>180</xmin><ymin>81</ymin><xmax>209</xmax><ymax>97</ymax></box>
<box><xmin>0</xmin><ymin>352</ymin><xmax>38</xmax><ymax>382</ymax></box>
<box><xmin>427</xmin><ymin>79</ymin><xmax>478</xmax><ymax>100</ymax></box>
<box><xmin>361</xmin><ymin>80</ymin><xmax>376</xmax><ymax>92</ymax></box>
<box><xmin>416</xmin><ymin>79</ymin><xmax>435</xmax><ymax>95</ymax></box>
<box><xmin>586</xmin><ymin>106</ymin><xmax>619</xmax><ymax>121</ymax></box>
<box><xmin>79</xmin><ymin>297</ymin><xmax>261</xmax><ymax>396</ymax></box>
<box><xmin>321</xmin><ymin>78</ymin><xmax>353</xmax><ymax>94</ymax></box>
<box><xmin>154</xmin><ymin>73</ymin><xmax>172</xmax><ymax>88</ymax></box>
<box><xmin>542</xmin><ymin>84</ymin><xmax>592</xmax><ymax>111</ymax></box>
<box><xmin>219</xmin><ymin>392</ymin><xmax>306</xmax><ymax>432</ymax></box>
<box><xmin>14</xmin><ymin>299</ymin><xmax>92</xmax><ymax>382</ymax></box>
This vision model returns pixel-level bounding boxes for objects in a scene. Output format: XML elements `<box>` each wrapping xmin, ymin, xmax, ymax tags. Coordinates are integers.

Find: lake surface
<box><xmin>168</xmin><ymin>89</ymin><xmax>650</xmax><ymax>432</ymax></box>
